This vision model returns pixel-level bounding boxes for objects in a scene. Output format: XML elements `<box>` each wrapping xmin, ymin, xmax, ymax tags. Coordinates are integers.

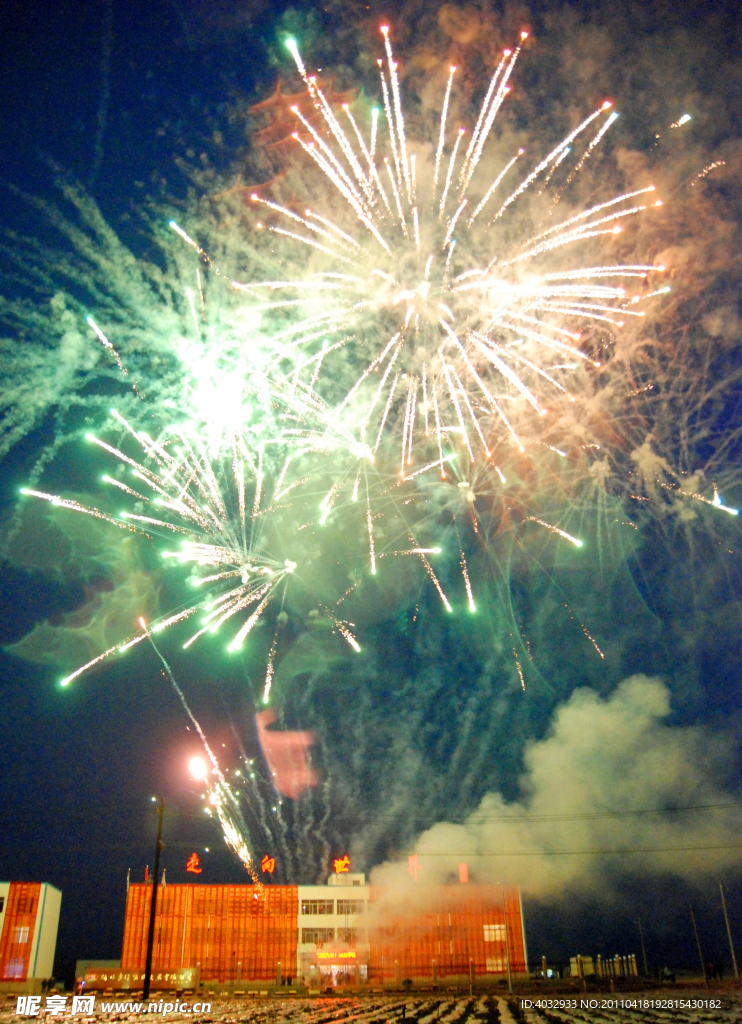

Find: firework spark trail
<box><xmin>19</xmin><ymin>488</ymin><xmax>143</xmax><ymax>535</ymax></box>
<box><xmin>141</xmin><ymin>619</ymin><xmax>262</xmax><ymax>887</ymax></box>
<box><xmin>526</xmin><ymin>516</ymin><xmax>584</xmax><ymax>547</ymax></box>
<box><xmin>675</xmin><ymin>484</ymin><xmax>740</xmax><ymax>516</ymax></box>
<box><xmin>460</xmin><ymin>550</ymin><xmax>475</xmax><ymax>612</ymax></box>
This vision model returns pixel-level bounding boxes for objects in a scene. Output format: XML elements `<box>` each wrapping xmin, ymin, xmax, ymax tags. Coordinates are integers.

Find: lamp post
<box><xmin>636</xmin><ymin>917</ymin><xmax>648</xmax><ymax>976</ymax></box>
<box><xmin>720</xmin><ymin>883</ymin><xmax>739</xmax><ymax>980</ymax></box>
<box><xmin>689</xmin><ymin>905</ymin><xmax>709</xmax><ymax>990</ymax></box>
<box><xmin>143</xmin><ymin>798</ymin><xmax>165</xmax><ymax>1001</ymax></box>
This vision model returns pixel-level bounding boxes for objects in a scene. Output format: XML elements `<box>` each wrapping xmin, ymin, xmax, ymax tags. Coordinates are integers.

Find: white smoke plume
<box><xmin>370</xmin><ymin>675</ymin><xmax>742</xmax><ymax>896</ymax></box>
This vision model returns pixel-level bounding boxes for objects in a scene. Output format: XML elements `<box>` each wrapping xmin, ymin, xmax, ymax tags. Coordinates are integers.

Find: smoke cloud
<box><xmin>2</xmin><ymin>498</ymin><xmax>161</xmax><ymax>673</ymax></box>
<box><xmin>370</xmin><ymin>676</ymin><xmax>742</xmax><ymax>896</ymax></box>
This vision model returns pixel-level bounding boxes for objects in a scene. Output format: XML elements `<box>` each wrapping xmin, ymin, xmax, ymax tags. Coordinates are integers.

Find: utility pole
<box><xmin>720</xmin><ymin>883</ymin><xmax>739</xmax><ymax>980</ymax></box>
<box><xmin>689</xmin><ymin>905</ymin><xmax>709</xmax><ymax>989</ymax></box>
<box><xmin>636</xmin><ymin>917</ymin><xmax>648</xmax><ymax>976</ymax></box>
<box><xmin>143</xmin><ymin>798</ymin><xmax>165</xmax><ymax>1001</ymax></box>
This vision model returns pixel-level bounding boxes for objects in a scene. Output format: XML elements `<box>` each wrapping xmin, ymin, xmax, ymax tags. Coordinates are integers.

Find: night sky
<box><xmin>1</xmin><ymin>0</ymin><xmax>741</xmax><ymax>987</ymax></box>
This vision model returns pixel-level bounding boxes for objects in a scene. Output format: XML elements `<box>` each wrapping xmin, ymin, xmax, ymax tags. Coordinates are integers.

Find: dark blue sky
<box><xmin>1</xmin><ymin>0</ymin><xmax>741</xmax><ymax>986</ymax></box>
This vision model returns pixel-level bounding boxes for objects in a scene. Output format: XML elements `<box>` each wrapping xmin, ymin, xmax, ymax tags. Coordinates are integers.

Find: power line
<box><xmin>342</xmin><ymin>801</ymin><xmax>742</xmax><ymax>824</ymax></box>
<box><xmin>408</xmin><ymin>843</ymin><xmax>742</xmax><ymax>857</ymax></box>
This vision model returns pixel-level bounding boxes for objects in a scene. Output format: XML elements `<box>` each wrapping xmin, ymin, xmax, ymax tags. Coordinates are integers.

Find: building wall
<box><xmin>121</xmin><ymin>884</ymin><xmax>298</xmax><ymax>983</ymax></box>
<box><xmin>29</xmin><ymin>885</ymin><xmax>62</xmax><ymax>979</ymax></box>
<box><xmin>0</xmin><ymin>884</ymin><xmax>9</xmax><ymax>960</ymax></box>
<box><xmin>0</xmin><ymin>883</ymin><xmax>62</xmax><ymax>982</ymax></box>
<box><xmin>366</xmin><ymin>885</ymin><xmax>527</xmax><ymax>981</ymax></box>
<box><xmin>121</xmin><ymin>881</ymin><xmax>526</xmax><ymax>985</ymax></box>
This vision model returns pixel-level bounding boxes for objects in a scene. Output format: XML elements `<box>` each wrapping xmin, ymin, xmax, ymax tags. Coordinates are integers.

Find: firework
<box><xmin>19</xmin><ymin>26</ymin><xmax>736</xmax><ymax>682</ymax></box>
<box><xmin>235</xmin><ymin>27</ymin><xmax>668</xmax><ymax>503</ymax></box>
<box><xmin>22</xmin><ymin>410</ymin><xmax>310</xmax><ymax>685</ymax></box>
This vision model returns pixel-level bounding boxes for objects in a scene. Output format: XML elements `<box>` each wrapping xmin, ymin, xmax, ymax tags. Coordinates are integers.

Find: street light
<box><xmin>143</xmin><ymin>798</ymin><xmax>165</xmax><ymax>1001</ymax></box>
<box><xmin>189</xmin><ymin>756</ymin><xmax>209</xmax><ymax>781</ymax></box>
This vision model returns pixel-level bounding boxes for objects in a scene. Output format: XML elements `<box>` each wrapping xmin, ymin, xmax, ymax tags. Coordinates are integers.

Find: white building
<box><xmin>296</xmin><ymin>873</ymin><xmax>370</xmax><ymax>986</ymax></box>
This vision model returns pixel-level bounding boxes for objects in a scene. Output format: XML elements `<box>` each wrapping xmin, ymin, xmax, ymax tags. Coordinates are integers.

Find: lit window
<box><xmin>301</xmin><ymin>928</ymin><xmax>335</xmax><ymax>944</ymax></box>
<box><xmin>337</xmin><ymin>900</ymin><xmax>365</xmax><ymax>915</ymax></box>
<box><xmin>301</xmin><ymin>900</ymin><xmax>334</xmax><ymax>915</ymax></box>
<box><xmin>5</xmin><ymin>958</ymin><xmax>25</xmax><ymax>978</ymax></box>
<box><xmin>13</xmin><ymin>927</ymin><xmax>29</xmax><ymax>944</ymax></box>
<box><xmin>486</xmin><ymin>956</ymin><xmax>505</xmax><ymax>973</ymax></box>
<box><xmin>483</xmin><ymin>924</ymin><xmax>506</xmax><ymax>942</ymax></box>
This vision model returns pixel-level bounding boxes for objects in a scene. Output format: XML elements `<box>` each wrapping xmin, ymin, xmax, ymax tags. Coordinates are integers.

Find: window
<box><xmin>337</xmin><ymin>899</ymin><xmax>365</xmax><ymax>915</ymax></box>
<box><xmin>301</xmin><ymin>899</ymin><xmax>334</xmax><ymax>915</ymax></box>
<box><xmin>13</xmin><ymin>927</ymin><xmax>29</xmax><ymax>944</ymax></box>
<box><xmin>0</xmin><ymin>896</ymin><xmax>4</xmax><ymax>913</ymax></box>
<box><xmin>5</xmin><ymin>959</ymin><xmax>25</xmax><ymax>979</ymax></box>
<box><xmin>301</xmin><ymin>928</ymin><xmax>335</xmax><ymax>944</ymax></box>
<box><xmin>486</xmin><ymin>956</ymin><xmax>505</xmax><ymax>973</ymax></box>
<box><xmin>339</xmin><ymin>928</ymin><xmax>362</xmax><ymax>944</ymax></box>
<box><xmin>483</xmin><ymin>923</ymin><xmax>506</xmax><ymax>942</ymax></box>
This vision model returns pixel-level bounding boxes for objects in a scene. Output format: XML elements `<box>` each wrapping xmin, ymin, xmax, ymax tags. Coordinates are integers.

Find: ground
<box><xmin>3</xmin><ymin>990</ymin><xmax>742</xmax><ymax>1024</ymax></box>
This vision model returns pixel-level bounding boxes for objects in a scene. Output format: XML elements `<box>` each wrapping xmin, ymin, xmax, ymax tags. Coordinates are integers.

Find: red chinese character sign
<box><xmin>408</xmin><ymin>854</ymin><xmax>422</xmax><ymax>881</ymax></box>
<box><xmin>261</xmin><ymin>854</ymin><xmax>276</xmax><ymax>874</ymax></box>
<box><xmin>333</xmin><ymin>855</ymin><xmax>350</xmax><ymax>873</ymax></box>
<box><xmin>186</xmin><ymin>852</ymin><xmax>202</xmax><ymax>874</ymax></box>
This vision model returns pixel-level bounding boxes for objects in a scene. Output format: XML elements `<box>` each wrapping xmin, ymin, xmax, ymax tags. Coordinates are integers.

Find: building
<box><xmin>0</xmin><ymin>883</ymin><xmax>62</xmax><ymax>992</ymax></box>
<box><xmin>119</xmin><ymin>873</ymin><xmax>527</xmax><ymax>989</ymax></box>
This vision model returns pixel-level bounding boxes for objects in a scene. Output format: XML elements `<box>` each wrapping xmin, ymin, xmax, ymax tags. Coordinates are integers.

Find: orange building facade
<box><xmin>121</xmin><ymin>876</ymin><xmax>527</xmax><ymax>986</ymax></box>
<box><xmin>0</xmin><ymin>882</ymin><xmax>61</xmax><ymax>985</ymax></box>
<box><xmin>367</xmin><ymin>884</ymin><xmax>527</xmax><ymax>982</ymax></box>
<box><xmin>122</xmin><ymin>884</ymin><xmax>297</xmax><ymax>984</ymax></box>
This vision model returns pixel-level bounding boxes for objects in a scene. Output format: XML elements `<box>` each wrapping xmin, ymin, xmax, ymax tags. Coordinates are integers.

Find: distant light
<box><xmin>189</xmin><ymin>756</ymin><xmax>209</xmax><ymax>781</ymax></box>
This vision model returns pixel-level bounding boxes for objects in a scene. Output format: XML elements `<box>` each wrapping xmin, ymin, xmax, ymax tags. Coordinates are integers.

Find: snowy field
<box><xmin>3</xmin><ymin>992</ymin><xmax>742</xmax><ymax>1024</ymax></box>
